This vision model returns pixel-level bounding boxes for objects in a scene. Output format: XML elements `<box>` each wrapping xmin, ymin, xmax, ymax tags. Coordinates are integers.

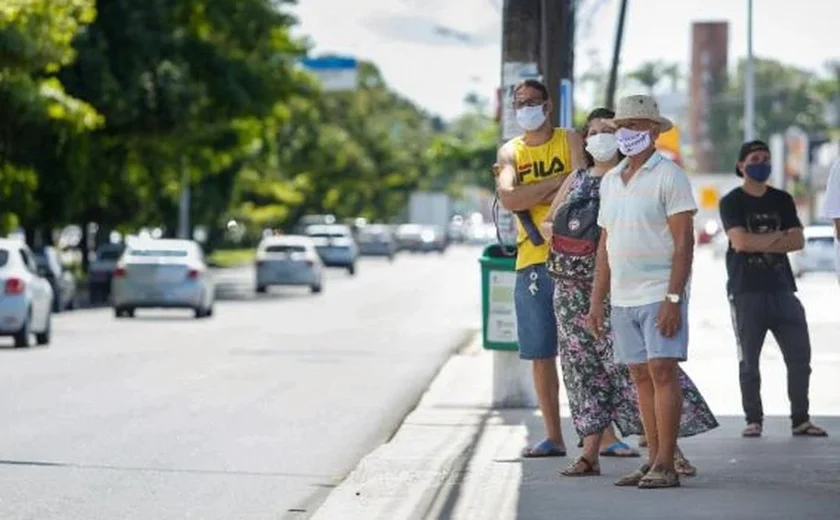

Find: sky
<box><xmin>291</xmin><ymin>0</ymin><xmax>839</xmax><ymax>120</ymax></box>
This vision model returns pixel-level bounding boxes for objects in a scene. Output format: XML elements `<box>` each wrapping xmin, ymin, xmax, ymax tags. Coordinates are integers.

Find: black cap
<box><xmin>735</xmin><ymin>140</ymin><xmax>770</xmax><ymax>176</ymax></box>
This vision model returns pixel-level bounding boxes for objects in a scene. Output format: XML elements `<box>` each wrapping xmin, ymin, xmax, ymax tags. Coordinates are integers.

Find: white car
<box><xmin>0</xmin><ymin>239</ymin><xmax>54</xmax><ymax>347</ymax></box>
<box><xmin>790</xmin><ymin>225</ymin><xmax>836</xmax><ymax>278</ymax></box>
<box><xmin>111</xmin><ymin>238</ymin><xmax>215</xmax><ymax>319</ymax></box>
<box><xmin>255</xmin><ymin>235</ymin><xmax>323</xmax><ymax>294</ymax></box>
<box><xmin>305</xmin><ymin>224</ymin><xmax>359</xmax><ymax>275</ymax></box>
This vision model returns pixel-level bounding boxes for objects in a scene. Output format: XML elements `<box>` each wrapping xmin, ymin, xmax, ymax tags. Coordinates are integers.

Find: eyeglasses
<box><xmin>513</xmin><ymin>98</ymin><xmax>544</xmax><ymax>109</ymax></box>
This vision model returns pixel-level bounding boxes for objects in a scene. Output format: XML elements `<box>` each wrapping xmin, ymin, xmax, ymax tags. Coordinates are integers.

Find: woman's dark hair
<box><xmin>580</xmin><ymin>107</ymin><xmax>623</xmax><ymax>167</ymax></box>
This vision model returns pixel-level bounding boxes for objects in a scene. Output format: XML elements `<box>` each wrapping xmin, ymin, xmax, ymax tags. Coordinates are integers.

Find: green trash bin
<box><xmin>480</xmin><ymin>244</ymin><xmax>519</xmax><ymax>351</ymax></box>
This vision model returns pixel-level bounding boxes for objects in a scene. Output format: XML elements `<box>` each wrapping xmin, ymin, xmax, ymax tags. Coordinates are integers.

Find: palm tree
<box><xmin>661</xmin><ymin>63</ymin><xmax>682</xmax><ymax>93</ymax></box>
<box><xmin>626</xmin><ymin>61</ymin><xmax>663</xmax><ymax>95</ymax></box>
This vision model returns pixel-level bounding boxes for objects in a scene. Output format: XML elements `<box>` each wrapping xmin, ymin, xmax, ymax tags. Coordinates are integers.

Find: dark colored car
<box><xmin>32</xmin><ymin>246</ymin><xmax>78</xmax><ymax>312</ymax></box>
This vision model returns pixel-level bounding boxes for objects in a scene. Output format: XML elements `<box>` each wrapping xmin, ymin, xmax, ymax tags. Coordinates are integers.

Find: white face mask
<box><xmin>585</xmin><ymin>133</ymin><xmax>619</xmax><ymax>163</ymax></box>
<box><xmin>615</xmin><ymin>127</ymin><xmax>652</xmax><ymax>157</ymax></box>
<box><xmin>516</xmin><ymin>105</ymin><xmax>547</xmax><ymax>131</ymax></box>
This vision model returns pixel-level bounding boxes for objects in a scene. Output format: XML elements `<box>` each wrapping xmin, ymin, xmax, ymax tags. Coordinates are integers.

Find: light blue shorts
<box><xmin>610</xmin><ymin>300</ymin><xmax>689</xmax><ymax>365</ymax></box>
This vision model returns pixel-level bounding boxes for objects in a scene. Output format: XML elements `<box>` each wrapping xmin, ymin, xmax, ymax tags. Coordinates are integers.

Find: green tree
<box><xmin>708</xmin><ymin>57</ymin><xmax>829</xmax><ymax>172</ymax></box>
<box><xmin>0</xmin><ymin>0</ymin><xmax>101</xmax><ymax>235</ymax></box>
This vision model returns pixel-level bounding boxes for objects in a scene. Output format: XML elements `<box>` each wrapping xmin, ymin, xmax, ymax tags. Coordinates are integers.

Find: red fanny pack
<box><xmin>551</xmin><ymin>235</ymin><xmax>596</xmax><ymax>256</ymax></box>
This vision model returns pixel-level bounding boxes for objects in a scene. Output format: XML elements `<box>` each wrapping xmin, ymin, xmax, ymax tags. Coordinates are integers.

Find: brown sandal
<box><xmin>674</xmin><ymin>450</ymin><xmax>697</xmax><ymax>477</ymax></box>
<box><xmin>792</xmin><ymin>422</ymin><xmax>828</xmax><ymax>437</ymax></box>
<box><xmin>614</xmin><ymin>464</ymin><xmax>650</xmax><ymax>486</ymax></box>
<box><xmin>560</xmin><ymin>456</ymin><xmax>600</xmax><ymax>477</ymax></box>
<box><xmin>742</xmin><ymin>423</ymin><xmax>762</xmax><ymax>438</ymax></box>
<box><xmin>638</xmin><ymin>467</ymin><xmax>681</xmax><ymax>489</ymax></box>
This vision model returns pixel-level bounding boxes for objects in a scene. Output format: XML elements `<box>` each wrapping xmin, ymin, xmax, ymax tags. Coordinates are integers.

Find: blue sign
<box><xmin>301</xmin><ymin>56</ymin><xmax>357</xmax><ymax>70</ymax></box>
<box><xmin>558</xmin><ymin>79</ymin><xmax>573</xmax><ymax>128</ymax></box>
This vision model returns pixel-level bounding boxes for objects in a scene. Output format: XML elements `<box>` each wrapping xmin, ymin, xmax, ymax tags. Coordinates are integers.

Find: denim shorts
<box><xmin>610</xmin><ymin>300</ymin><xmax>689</xmax><ymax>364</ymax></box>
<box><xmin>514</xmin><ymin>264</ymin><xmax>557</xmax><ymax>360</ymax></box>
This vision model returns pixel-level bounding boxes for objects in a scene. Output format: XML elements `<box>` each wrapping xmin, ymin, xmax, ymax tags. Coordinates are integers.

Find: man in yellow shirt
<box><xmin>496</xmin><ymin>79</ymin><xmax>584</xmax><ymax>457</ymax></box>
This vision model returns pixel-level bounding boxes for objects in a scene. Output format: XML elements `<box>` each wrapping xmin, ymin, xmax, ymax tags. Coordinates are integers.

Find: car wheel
<box><xmin>52</xmin><ymin>297</ymin><xmax>61</xmax><ymax>314</ymax></box>
<box><xmin>194</xmin><ymin>307</ymin><xmax>205</xmax><ymax>319</ymax></box>
<box><xmin>311</xmin><ymin>282</ymin><xmax>323</xmax><ymax>294</ymax></box>
<box><xmin>255</xmin><ymin>285</ymin><xmax>267</xmax><ymax>294</ymax></box>
<box><xmin>13</xmin><ymin>311</ymin><xmax>30</xmax><ymax>348</ymax></box>
<box><xmin>36</xmin><ymin>313</ymin><xmax>51</xmax><ymax>346</ymax></box>
<box><xmin>347</xmin><ymin>264</ymin><xmax>356</xmax><ymax>276</ymax></box>
<box><xmin>205</xmin><ymin>305</ymin><xmax>214</xmax><ymax>317</ymax></box>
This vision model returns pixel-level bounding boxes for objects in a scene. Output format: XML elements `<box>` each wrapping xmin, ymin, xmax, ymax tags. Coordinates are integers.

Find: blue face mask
<box><xmin>744</xmin><ymin>162</ymin><xmax>771</xmax><ymax>183</ymax></box>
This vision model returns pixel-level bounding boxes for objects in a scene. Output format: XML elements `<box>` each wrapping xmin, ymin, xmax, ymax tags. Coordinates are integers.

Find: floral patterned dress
<box><xmin>551</xmin><ymin>169</ymin><xmax>719</xmax><ymax>439</ymax></box>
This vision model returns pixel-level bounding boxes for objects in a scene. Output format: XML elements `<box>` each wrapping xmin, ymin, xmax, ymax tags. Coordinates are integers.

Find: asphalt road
<box><xmin>0</xmin><ymin>246</ymin><xmax>483</xmax><ymax>520</ymax></box>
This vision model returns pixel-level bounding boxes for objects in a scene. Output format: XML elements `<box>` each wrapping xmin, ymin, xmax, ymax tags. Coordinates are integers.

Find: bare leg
<box><xmin>533</xmin><ymin>358</ymin><xmax>564</xmax><ymax>446</ymax></box>
<box><xmin>600</xmin><ymin>424</ymin><xmax>621</xmax><ymax>447</ymax></box>
<box><xmin>649</xmin><ymin>359</ymin><xmax>682</xmax><ymax>471</ymax></box>
<box><xmin>629</xmin><ymin>362</ymin><xmax>658</xmax><ymax>466</ymax></box>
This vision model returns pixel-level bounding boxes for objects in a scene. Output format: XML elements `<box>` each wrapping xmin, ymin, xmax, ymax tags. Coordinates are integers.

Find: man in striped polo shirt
<box><xmin>588</xmin><ymin>95</ymin><xmax>697</xmax><ymax>489</ymax></box>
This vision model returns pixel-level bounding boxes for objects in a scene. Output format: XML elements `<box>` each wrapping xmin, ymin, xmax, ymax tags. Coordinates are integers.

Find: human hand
<box><xmin>587</xmin><ymin>302</ymin><xmax>606</xmax><ymax>338</ymax></box>
<box><xmin>656</xmin><ymin>301</ymin><xmax>681</xmax><ymax>338</ymax></box>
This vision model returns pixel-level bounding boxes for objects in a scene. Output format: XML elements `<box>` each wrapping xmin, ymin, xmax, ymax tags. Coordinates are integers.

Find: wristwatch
<box><xmin>665</xmin><ymin>293</ymin><xmax>681</xmax><ymax>304</ymax></box>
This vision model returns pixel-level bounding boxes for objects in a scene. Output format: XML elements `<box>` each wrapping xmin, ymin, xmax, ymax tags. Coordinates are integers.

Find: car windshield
<box><xmin>97</xmin><ymin>248</ymin><xmax>122</xmax><ymax>260</ymax></box>
<box><xmin>265</xmin><ymin>244</ymin><xmax>306</xmax><ymax>253</ymax></box>
<box><xmin>310</xmin><ymin>233</ymin><xmax>347</xmax><ymax>239</ymax></box>
<box><xmin>0</xmin><ymin>249</ymin><xmax>8</xmax><ymax>267</ymax></box>
<box><xmin>128</xmin><ymin>249</ymin><xmax>188</xmax><ymax>258</ymax></box>
<box><xmin>807</xmin><ymin>236</ymin><xmax>834</xmax><ymax>246</ymax></box>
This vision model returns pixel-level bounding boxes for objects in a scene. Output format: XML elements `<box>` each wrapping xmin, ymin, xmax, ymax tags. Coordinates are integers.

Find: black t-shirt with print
<box><xmin>719</xmin><ymin>186</ymin><xmax>801</xmax><ymax>295</ymax></box>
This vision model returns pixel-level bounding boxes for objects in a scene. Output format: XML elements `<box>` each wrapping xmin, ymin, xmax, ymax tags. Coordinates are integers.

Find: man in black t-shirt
<box><xmin>719</xmin><ymin>140</ymin><xmax>827</xmax><ymax>439</ymax></box>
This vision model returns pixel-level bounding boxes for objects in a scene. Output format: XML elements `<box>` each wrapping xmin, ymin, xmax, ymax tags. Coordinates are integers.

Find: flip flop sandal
<box><xmin>792</xmin><ymin>423</ymin><xmax>828</xmax><ymax>437</ymax></box>
<box><xmin>522</xmin><ymin>439</ymin><xmax>567</xmax><ymax>458</ymax></box>
<box><xmin>600</xmin><ymin>441</ymin><xmax>641</xmax><ymax>458</ymax></box>
<box><xmin>560</xmin><ymin>456</ymin><xmax>601</xmax><ymax>477</ymax></box>
<box><xmin>742</xmin><ymin>423</ymin><xmax>763</xmax><ymax>438</ymax></box>
<box><xmin>638</xmin><ymin>468</ymin><xmax>681</xmax><ymax>489</ymax></box>
<box><xmin>614</xmin><ymin>464</ymin><xmax>651</xmax><ymax>487</ymax></box>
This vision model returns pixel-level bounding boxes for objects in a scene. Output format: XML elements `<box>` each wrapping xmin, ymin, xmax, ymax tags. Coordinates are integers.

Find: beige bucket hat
<box><xmin>612</xmin><ymin>94</ymin><xmax>673</xmax><ymax>132</ymax></box>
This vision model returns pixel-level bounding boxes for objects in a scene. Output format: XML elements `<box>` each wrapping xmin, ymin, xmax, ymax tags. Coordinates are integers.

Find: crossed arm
<box><xmin>495</xmin><ymin>142</ymin><xmax>564</xmax><ymax>212</ymax></box>
<box><xmin>726</xmin><ymin>227</ymin><xmax>805</xmax><ymax>254</ymax></box>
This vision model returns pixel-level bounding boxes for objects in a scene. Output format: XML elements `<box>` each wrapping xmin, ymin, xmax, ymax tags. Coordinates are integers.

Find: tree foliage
<box><xmin>0</xmin><ymin>0</ymin><xmax>484</xmax><ymax>247</ymax></box>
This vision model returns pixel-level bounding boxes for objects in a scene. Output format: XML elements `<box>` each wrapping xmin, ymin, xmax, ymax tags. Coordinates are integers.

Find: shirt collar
<box><xmin>609</xmin><ymin>151</ymin><xmax>664</xmax><ymax>177</ymax></box>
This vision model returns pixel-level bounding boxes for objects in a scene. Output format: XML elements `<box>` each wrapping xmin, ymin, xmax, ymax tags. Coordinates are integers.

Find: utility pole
<box><xmin>744</xmin><ymin>0</ymin><xmax>756</xmax><ymax>141</ymax></box>
<box><xmin>501</xmin><ymin>0</ymin><xmax>541</xmax><ymax>121</ymax></box>
<box><xmin>606</xmin><ymin>0</ymin><xmax>629</xmax><ymax>108</ymax></box>
<box><xmin>541</xmin><ymin>0</ymin><xmax>574</xmax><ymax>126</ymax></box>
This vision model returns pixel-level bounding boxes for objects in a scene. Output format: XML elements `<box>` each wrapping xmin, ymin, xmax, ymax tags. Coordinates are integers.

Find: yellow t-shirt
<box><xmin>512</xmin><ymin>128</ymin><xmax>573</xmax><ymax>270</ymax></box>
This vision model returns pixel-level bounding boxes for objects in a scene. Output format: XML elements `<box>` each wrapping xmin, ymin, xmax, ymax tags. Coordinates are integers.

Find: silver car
<box><xmin>255</xmin><ymin>235</ymin><xmax>323</xmax><ymax>294</ymax></box>
<box><xmin>306</xmin><ymin>224</ymin><xmax>358</xmax><ymax>275</ymax></box>
<box><xmin>111</xmin><ymin>238</ymin><xmax>215</xmax><ymax>319</ymax></box>
<box><xmin>0</xmin><ymin>239</ymin><xmax>54</xmax><ymax>347</ymax></box>
<box><xmin>790</xmin><ymin>225</ymin><xmax>836</xmax><ymax>277</ymax></box>
<box><xmin>357</xmin><ymin>224</ymin><xmax>397</xmax><ymax>260</ymax></box>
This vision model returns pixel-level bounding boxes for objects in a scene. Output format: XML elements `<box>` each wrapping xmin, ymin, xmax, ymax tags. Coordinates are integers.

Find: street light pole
<box><xmin>744</xmin><ymin>0</ymin><xmax>755</xmax><ymax>141</ymax></box>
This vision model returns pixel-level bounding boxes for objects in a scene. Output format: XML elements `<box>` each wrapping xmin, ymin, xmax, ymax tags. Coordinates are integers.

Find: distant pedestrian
<box><xmin>719</xmin><ymin>140</ymin><xmax>828</xmax><ymax>438</ymax></box>
<box><xmin>495</xmin><ymin>78</ymin><xmax>585</xmax><ymax>457</ymax></box>
<box><xmin>589</xmin><ymin>95</ymin><xmax>698</xmax><ymax>489</ymax></box>
<box><xmin>822</xmin><ymin>157</ymin><xmax>840</xmax><ymax>283</ymax></box>
<box><xmin>544</xmin><ymin>107</ymin><xmax>717</xmax><ymax>478</ymax></box>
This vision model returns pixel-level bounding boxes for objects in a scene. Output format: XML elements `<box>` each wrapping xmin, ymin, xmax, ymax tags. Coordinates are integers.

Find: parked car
<box><xmin>111</xmin><ymin>238</ymin><xmax>215</xmax><ymax>319</ymax></box>
<box><xmin>357</xmin><ymin>224</ymin><xmax>397</xmax><ymax>260</ymax></box>
<box><xmin>395</xmin><ymin>224</ymin><xmax>447</xmax><ymax>253</ymax></box>
<box><xmin>255</xmin><ymin>235</ymin><xmax>323</xmax><ymax>294</ymax></box>
<box><xmin>88</xmin><ymin>242</ymin><xmax>125</xmax><ymax>304</ymax></box>
<box><xmin>305</xmin><ymin>224</ymin><xmax>358</xmax><ymax>275</ymax></box>
<box><xmin>0</xmin><ymin>239</ymin><xmax>53</xmax><ymax>347</ymax></box>
<box><xmin>32</xmin><ymin>246</ymin><xmax>77</xmax><ymax>312</ymax></box>
<box><xmin>790</xmin><ymin>225</ymin><xmax>836</xmax><ymax>278</ymax></box>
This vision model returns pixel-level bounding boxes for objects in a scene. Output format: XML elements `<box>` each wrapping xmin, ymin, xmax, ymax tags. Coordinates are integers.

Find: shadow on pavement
<box><xmin>517</xmin><ymin>414</ymin><xmax>839</xmax><ymax>520</ymax></box>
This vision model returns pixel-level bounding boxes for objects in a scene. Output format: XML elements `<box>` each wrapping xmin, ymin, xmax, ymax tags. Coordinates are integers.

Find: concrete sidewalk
<box><xmin>311</xmin><ymin>335</ymin><xmax>840</xmax><ymax>520</ymax></box>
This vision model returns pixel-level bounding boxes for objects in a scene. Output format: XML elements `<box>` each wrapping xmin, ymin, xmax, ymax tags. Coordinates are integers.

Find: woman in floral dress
<box><xmin>542</xmin><ymin>108</ymin><xmax>718</xmax><ymax>478</ymax></box>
